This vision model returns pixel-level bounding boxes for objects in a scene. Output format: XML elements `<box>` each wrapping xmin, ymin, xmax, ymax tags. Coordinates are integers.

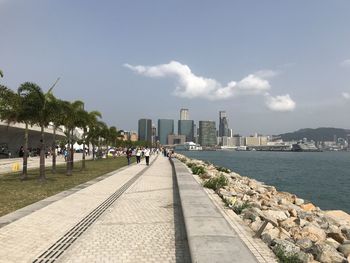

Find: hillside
<box><xmin>278</xmin><ymin>127</ymin><xmax>350</xmax><ymax>141</ymax></box>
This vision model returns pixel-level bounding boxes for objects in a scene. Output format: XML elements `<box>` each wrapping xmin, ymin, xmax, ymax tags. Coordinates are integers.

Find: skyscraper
<box><xmin>138</xmin><ymin>119</ymin><xmax>152</xmax><ymax>143</ymax></box>
<box><xmin>219</xmin><ymin>111</ymin><xmax>229</xmax><ymax>137</ymax></box>
<box><xmin>158</xmin><ymin>119</ymin><xmax>174</xmax><ymax>145</ymax></box>
<box><xmin>180</xmin><ymin>108</ymin><xmax>189</xmax><ymax>120</ymax></box>
<box><xmin>178</xmin><ymin>120</ymin><xmax>194</xmax><ymax>142</ymax></box>
<box><xmin>198</xmin><ymin>121</ymin><xmax>217</xmax><ymax>147</ymax></box>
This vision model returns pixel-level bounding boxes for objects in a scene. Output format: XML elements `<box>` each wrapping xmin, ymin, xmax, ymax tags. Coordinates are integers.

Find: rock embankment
<box><xmin>175</xmin><ymin>153</ymin><xmax>350</xmax><ymax>263</ymax></box>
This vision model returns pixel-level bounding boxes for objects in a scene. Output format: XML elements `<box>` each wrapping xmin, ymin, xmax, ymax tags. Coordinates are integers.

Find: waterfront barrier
<box><xmin>171</xmin><ymin>158</ymin><xmax>258</xmax><ymax>263</ymax></box>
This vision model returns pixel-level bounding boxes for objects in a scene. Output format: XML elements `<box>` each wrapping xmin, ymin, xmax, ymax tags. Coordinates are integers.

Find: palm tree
<box><xmin>17</xmin><ymin>82</ymin><xmax>48</xmax><ymax>180</ymax></box>
<box><xmin>87</xmin><ymin>120</ymin><xmax>107</xmax><ymax>160</ymax></box>
<box><xmin>1</xmin><ymin>84</ymin><xmax>41</xmax><ymax>179</ymax></box>
<box><xmin>60</xmin><ymin>100</ymin><xmax>84</xmax><ymax>175</ymax></box>
<box><xmin>0</xmin><ymin>70</ymin><xmax>3</xmax><ymax>78</ymax></box>
<box><xmin>49</xmin><ymin>98</ymin><xmax>66</xmax><ymax>174</ymax></box>
<box><xmin>79</xmin><ymin>109</ymin><xmax>102</xmax><ymax>169</ymax></box>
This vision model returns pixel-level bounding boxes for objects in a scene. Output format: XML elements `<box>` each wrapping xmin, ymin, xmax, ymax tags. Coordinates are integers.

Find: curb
<box><xmin>171</xmin><ymin>158</ymin><xmax>258</xmax><ymax>263</ymax></box>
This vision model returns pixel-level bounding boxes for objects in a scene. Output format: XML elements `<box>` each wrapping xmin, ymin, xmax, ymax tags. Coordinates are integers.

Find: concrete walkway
<box><xmin>0</xmin><ymin>156</ymin><xmax>190</xmax><ymax>263</ymax></box>
<box><xmin>0</xmin><ymin>155</ymin><xmax>264</xmax><ymax>263</ymax></box>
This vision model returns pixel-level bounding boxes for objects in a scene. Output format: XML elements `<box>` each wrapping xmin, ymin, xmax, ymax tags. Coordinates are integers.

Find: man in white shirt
<box><xmin>144</xmin><ymin>146</ymin><xmax>150</xmax><ymax>166</ymax></box>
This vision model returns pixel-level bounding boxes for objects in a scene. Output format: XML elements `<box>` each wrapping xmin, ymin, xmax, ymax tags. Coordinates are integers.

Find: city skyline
<box><xmin>1</xmin><ymin>1</ymin><xmax>350</xmax><ymax>134</ymax></box>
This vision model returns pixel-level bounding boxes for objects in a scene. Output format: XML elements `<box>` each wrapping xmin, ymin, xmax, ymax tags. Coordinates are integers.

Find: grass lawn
<box><xmin>0</xmin><ymin>156</ymin><xmax>132</xmax><ymax>217</ymax></box>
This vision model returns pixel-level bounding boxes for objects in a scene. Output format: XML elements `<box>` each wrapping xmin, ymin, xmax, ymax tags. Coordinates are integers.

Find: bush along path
<box><xmin>175</xmin><ymin>153</ymin><xmax>350</xmax><ymax>263</ymax></box>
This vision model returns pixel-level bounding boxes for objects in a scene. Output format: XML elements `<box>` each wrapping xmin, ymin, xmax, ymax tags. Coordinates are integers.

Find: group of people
<box><xmin>124</xmin><ymin>147</ymin><xmax>174</xmax><ymax>166</ymax></box>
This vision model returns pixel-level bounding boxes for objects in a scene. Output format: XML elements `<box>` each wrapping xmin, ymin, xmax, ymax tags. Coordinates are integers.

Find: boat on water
<box><xmin>291</xmin><ymin>141</ymin><xmax>322</xmax><ymax>152</ymax></box>
<box><xmin>174</xmin><ymin>142</ymin><xmax>202</xmax><ymax>151</ymax></box>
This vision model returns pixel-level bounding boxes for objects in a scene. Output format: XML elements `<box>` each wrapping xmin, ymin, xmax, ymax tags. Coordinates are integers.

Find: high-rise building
<box><xmin>219</xmin><ymin>111</ymin><xmax>229</xmax><ymax>137</ymax></box>
<box><xmin>138</xmin><ymin>119</ymin><xmax>152</xmax><ymax>143</ymax></box>
<box><xmin>180</xmin><ymin>108</ymin><xmax>189</xmax><ymax>120</ymax></box>
<box><xmin>178</xmin><ymin>120</ymin><xmax>194</xmax><ymax>142</ymax></box>
<box><xmin>158</xmin><ymin>119</ymin><xmax>174</xmax><ymax>145</ymax></box>
<box><xmin>198</xmin><ymin>121</ymin><xmax>217</xmax><ymax>147</ymax></box>
<box><xmin>151</xmin><ymin>125</ymin><xmax>157</xmax><ymax>144</ymax></box>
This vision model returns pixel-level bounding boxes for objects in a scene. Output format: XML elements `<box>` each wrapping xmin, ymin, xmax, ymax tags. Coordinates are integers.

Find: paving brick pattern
<box><xmin>0</xmin><ymin>161</ymin><xmax>146</xmax><ymax>263</ymax></box>
<box><xmin>57</xmin><ymin>156</ymin><xmax>190</xmax><ymax>263</ymax></box>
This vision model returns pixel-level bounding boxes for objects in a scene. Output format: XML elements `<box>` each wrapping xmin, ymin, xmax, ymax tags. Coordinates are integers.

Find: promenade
<box><xmin>0</xmin><ymin>155</ymin><xmax>266</xmax><ymax>263</ymax></box>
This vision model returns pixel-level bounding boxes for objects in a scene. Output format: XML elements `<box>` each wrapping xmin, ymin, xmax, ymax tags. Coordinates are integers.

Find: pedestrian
<box><xmin>144</xmin><ymin>146</ymin><xmax>150</xmax><ymax>166</ymax></box>
<box><xmin>126</xmin><ymin>148</ymin><xmax>132</xmax><ymax>165</ymax></box>
<box><xmin>136</xmin><ymin>148</ymin><xmax>142</xmax><ymax>163</ymax></box>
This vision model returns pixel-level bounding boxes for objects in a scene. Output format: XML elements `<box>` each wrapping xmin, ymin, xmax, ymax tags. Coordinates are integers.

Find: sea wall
<box><xmin>174</xmin><ymin>153</ymin><xmax>350</xmax><ymax>263</ymax></box>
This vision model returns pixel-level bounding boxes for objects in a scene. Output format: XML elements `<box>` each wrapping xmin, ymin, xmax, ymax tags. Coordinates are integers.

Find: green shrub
<box><xmin>274</xmin><ymin>245</ymin><xmax>302</xmax><ymax>263</ymax></box>
<box><xmin>203</xmin><ymin>174</ymin><xmax>229</xmax><ymax>191</ymax></box>
<box><xmin>186</xmin><ymin>162</ymin><xmax>195</xmax><ymax>168</ymax></box>
<box><xmin>215</xmin><ymin>166</ymin><xmax>231</xmax><ymax>173</ymax></box>
<box><xmin>191</xmin><ymin>165</ymin><xmax>205</xmax><ymax>175</ymax></box>
<box><xmin>232</xmin><ymin>201</ymin><xmax>251</xmax><ymax>214</ymax></box>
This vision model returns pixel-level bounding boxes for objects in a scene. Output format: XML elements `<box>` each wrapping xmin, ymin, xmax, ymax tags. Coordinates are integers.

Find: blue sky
<box><xmin>1</xmin><ymin>0</ymin><xmax>350</xmax><ymax>135</ymax></box>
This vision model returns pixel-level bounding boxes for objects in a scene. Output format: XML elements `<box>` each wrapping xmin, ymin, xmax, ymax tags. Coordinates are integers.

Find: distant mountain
<box><xmin>278</xmin><ymin>128</ymin><xmax>350</xmax><ymax>142</ymax></box>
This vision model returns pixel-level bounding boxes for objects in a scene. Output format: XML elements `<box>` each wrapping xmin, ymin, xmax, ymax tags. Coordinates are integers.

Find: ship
<box><xmin>291</xmin><ymin>141</ymin><xmax>321</xmax><ymax>152</ymax></box>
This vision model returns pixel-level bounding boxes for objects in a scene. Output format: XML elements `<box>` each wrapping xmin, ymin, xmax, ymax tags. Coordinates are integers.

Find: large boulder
<box><xmin>325</xmin><ymin>237</ymin><xmax>341</xmax><ymax>250</ymax></box>
<box><xmin>271</xmin><ymin>239</ymin><xmax>300</xmax><ymax>256</ymax></box>
<box><xmin>264</xmin><ymin>209</ymin><xmax>289</xmax><ymax>222</ymax></box>
<box><xmin>280</xmin><ymin>217</ymin><xmax>298</xmax><ymax>231</ymax></box>
<box><xmin>310</xmin><ymin>242</ymin><xmax>346</xmax><ymax>263</ymax></box>
<box><xmin>300</xmin><ymin>203</ymin><xmax>317</xmax><ymax>212</ymax></box>
<box><xmin>327</xmin><ymin>232</ymin><xmax>345</xmax><ymax>244</ymax></box>
<box><xmin>261</xmin><ymin>228</ymin><xmax>280</xmax><ymax>245</ymax></box>
<box><xmin>338</xmin><ymin>243</ymin><xmax>350</xmax><ymax>257</ymax></box>
<box><xmin>295</xmin><ymin>198</ymin><xmax>305</xmax><ymax>206</ymax></box>
<box><xmin>341</xmin><ymin>227</ymin><xmax>350</xmax><ymax>240</ymax></box>
<box><xmin>242</xmin><ymin>207</ymin><xmax>263</xmax><ymax>222</ymax></box>
<box><xmin>296</xmin><ymin>238</ymin><xmax>314</xmax><ymax>251</ymax></box>
<box><xmin>301</xmin><ymin>225</ymin><xmax>327</xmax><ymax>242</ymax></box>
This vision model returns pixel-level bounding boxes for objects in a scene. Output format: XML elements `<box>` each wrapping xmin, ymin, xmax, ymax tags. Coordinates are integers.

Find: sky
<box><xmin>1</xmin><ymin>0</ymin><xmax>350</xmax><ymax>135</ymax></box>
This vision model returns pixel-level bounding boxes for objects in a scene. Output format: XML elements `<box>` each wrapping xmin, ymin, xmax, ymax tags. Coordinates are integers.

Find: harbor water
<box><xmin>182</xmin><ymin>150</ymin><xmax>350</xmax><ymax>213</ymax></box>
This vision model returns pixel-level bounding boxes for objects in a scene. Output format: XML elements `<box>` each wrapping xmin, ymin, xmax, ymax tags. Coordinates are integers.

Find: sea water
<box><xmin>182</xmin><ymin>151</ymin><xmax>350</xmax><ymax>213</ymax></box>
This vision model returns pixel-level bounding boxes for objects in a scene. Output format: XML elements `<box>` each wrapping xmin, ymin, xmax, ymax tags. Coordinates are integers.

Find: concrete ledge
<box><xmin>172</xmin><ymin>158</ymin><xmax>258</xmax><ymax>263</ymax></box>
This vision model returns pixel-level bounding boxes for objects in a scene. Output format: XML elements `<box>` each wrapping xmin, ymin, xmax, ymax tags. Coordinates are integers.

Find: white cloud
<box><xmin>254</xmin><ymin>69</ymin><xmax>280</xmax><ymax>79</ymax></box>
<box><xmin>124</xmin><ymin>60</ymin><xmax>296</xmax><ymax>111</ymax></box>
<box><xmin>124</xmin><ymin>61</ymin><xmax>271</xmax><ymax>100</ymax></box>
<box><xmin>340</xmin><ymin>59</ymin><xmax>350</xmax><ymax>67</ymax></box>
<box><xmin>342</xmin><ymin>92</ymin><xmax>350</xmax><ymax>99</ymax></box>
<box><xmin>265</xmin><ymin>94</ymin><xmax>296</xmax><ymax>112</ymax></box>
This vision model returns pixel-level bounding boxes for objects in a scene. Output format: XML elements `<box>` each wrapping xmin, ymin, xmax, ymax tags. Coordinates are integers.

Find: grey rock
<box><xmin>341</xmin><ymin>227</ymin><xmax>350</xmax><ymax>240</ymax></box>
<box><xmin>272</xmin><ymin>239</ymin><xmax>300</xmax><ymax>256</ymax></box>
<box><xmin>295</xmin><ymin>198</ymin><xmax>305</xmax><ymax>206</ymax></box>
<box><xmin>261</xmin><ymin>228</ymin><xmax>280</xmax><ymax>245</ymax></box>
<box><xmin>327</xmin><ymin>232</ymin><xmax>345</xmax><ymax>244</ymax></box>
<box><xmin>310</xmin><ymin>242</ymin><xmax>346</xmax><ymax>263</ymax></box>
<box><xmin>263</xmin><ymin>209</ymin><xmax>288</xmax><ymax>222</ymax></box>
<box><xmin>339</xmin><ymin>243</ymin><xmax>350</xmax><ymax>257</ymax></box>
<box><xmin>296</xmin><ymin>238</ymin><xmax>313</xmax><ymax>251</ymax></box>
<box><xmin>325</xmin><ymin>237</ymin><xmax>341</xmax><ymax>249</ymax></box>
<box><xmin>242</xmin><ymin>207</ymin><xmax>263</xmax><ymax>222</ymax></box>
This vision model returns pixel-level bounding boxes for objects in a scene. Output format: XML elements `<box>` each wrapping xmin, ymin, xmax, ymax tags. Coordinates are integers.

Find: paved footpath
<box><xmin>0</xmin><ymin>156</ymin><xmax>190</xmax><ymax>263</ymax></box>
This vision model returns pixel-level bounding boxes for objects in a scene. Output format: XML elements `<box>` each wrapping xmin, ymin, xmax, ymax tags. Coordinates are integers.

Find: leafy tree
<box><xmin>60</xmin><ymin>100</ymin><xmax>84</xmax><ymax>175</ymax></box>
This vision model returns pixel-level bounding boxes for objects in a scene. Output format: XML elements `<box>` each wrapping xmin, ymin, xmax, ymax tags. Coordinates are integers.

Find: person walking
<box><xmin>126</xmin><ymin>148</ymin><xmax>132</xmax><ymax>165</ymax></box>
<box><xmin>136</xmin><ymin>148</ymin><xmax>142</xmax><ymax>164</ymax></box>
<box><xmin>144</xmin><ymin>146</ymin><xmax>150</xmax><ymax>166</ymax></box>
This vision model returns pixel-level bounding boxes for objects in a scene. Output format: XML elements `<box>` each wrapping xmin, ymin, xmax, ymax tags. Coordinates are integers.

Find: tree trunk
<box><xmin>92</xmin><ymin>144</ymin><xmax>95</xmax><ymax>160</ymax></box>
<box><xmin>52</xmin><ymin>127</ymin><xmax>56</xmax><ymax>174</ymax></box>
<box><xmin>39</xmin><ymin>125</ymin><xmax>46</xmax><ymax>181</ymax></box>
<box><xmin>66</xmin><ymin>129</ymin><xmax>72</xmax><ymax>176</ymax></box>
<box><xmin>70</xmin><ymin>129</ymin><xmax>74</xmax><ymax>170</ymax></box>
<box><xmin>82</xmin><ymin>133</ymin><xmax>86</xmax><ymax>170</ymax></box>
<box><xmin>21</xmin><ymin>123</ymin><xmax>29</xmax><ymax>180</ymax></box>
